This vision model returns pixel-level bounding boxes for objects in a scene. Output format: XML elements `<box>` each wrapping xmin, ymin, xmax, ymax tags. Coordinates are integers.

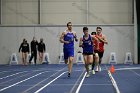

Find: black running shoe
<box><xmin>68</xmin><ymin>73</ymin><xmax>70</xmax><ymax>77</ymax></box>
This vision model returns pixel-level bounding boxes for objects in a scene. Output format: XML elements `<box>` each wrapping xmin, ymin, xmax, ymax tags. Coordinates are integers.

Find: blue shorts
<box><xmin>63</xmin><ymin>48</ymin><xmax>74</xmax><ymax>60</ymax></box>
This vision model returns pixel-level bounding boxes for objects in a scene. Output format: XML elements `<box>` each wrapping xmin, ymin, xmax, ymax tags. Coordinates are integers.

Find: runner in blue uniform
<box><xmin>79</xmin><ymin>27</ymin><xmax>98</xmax><ymax>77</ymax></box>
<box><xmin>60</xmin><ymin>22</ymin><xmax>78</xmax><ymax>77</ymax></box>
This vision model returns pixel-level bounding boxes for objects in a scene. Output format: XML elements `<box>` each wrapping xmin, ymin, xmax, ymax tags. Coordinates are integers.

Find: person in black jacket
<box><xmin>29</xmin><ymin>37</ymin><xmax>38</xmax><ymax>65</ymax></box>
<box><xmin>38</xmin><ymin>38</ymin><xmax>46</xmax><ymax>64</ymax></box>
<box><xmin>19</xmin><ymin>38</ymin><xmax>29</xmax><ymax>65</ymax></box>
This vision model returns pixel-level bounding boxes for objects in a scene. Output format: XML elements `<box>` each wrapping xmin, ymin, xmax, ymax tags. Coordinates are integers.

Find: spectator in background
<box><xmin>29</xmin><ymin>37</ymin><xmax>38</xmax><ymax>65</ymax></box>
<box><xmin>19</xmin><ymin>38</ymin><xmax>29</xmax><ymax>65</ymax></box>
<box><xmin>38</xmin><ymin>38</ymin><xmax>46</xmax><ymax>64</ymax></box>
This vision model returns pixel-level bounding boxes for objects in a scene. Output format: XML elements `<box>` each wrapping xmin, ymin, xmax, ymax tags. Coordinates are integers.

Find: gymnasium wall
<box><xmin>136</xmin><ymin>0</ymin><xmax>140</xmax><ymax>64</ymax></box>
<box><xmin>2</xmin><ymin>0</ymin><xmax>133</xmax><ymax>25</ymax></box>
<box><xmin>0</xmin><ymin>0</ymin><xmax>136</xmax><ymax>64</ymax></box>
<box><xmin>0</xmin><ymin>25</ymin><xmax>134</xmax><ymax>64</ymax></box>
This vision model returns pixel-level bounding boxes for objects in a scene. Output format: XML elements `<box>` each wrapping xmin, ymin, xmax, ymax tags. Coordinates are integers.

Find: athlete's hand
<box><xmin>75</xmin><ymin>38</ymin><xmax>78</xmax><ymax>42</ymax></box>
<box><xmin>74</xmin><ymin>34</ymin><xmax>78</xmax><ymax>42</ymax></box>
<box><xmin>105</xmin><ymin>41</ymin><xmax>108</xmax><ymax>44</ymax></box>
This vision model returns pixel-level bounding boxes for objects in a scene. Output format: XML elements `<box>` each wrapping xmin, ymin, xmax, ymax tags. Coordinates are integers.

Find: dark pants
<box><xmin>92</xmin><ymin>50</ymin><xmax>104</xmax><ymax>70</ymax></box>
<box><xmin>29</xmin><ymin>51</ymin><xmax>37</xmax><ymax>64</ymax></box>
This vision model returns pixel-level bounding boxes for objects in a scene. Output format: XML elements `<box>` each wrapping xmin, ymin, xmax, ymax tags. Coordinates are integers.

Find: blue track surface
<box><xmin>0</xmin><ymin>64</ymin><xmax>140</xmax><ymax>93</ymax></box>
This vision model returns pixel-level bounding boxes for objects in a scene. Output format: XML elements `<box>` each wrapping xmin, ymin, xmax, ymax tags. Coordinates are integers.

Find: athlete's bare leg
<box><xmin>68</xmin><ymin>57</ymin><xmax>73</xmax><ymax>73</ymax></box>
<box><xmin>66</xmin><ymin>57</ymin><xmax>73</xmax><ymax>77</ymax></box>
<box><xmin>22</xmin><ymin>53</ymin><xmax>25</xmax><ymax>65</ymax></box>
<box><xmin>24</xmin><ymin>53</ymin><xmax>28</xmax><ymax>65</ymax></box>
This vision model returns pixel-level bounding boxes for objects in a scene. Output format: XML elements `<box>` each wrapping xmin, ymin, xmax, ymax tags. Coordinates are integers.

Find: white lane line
<box><xmin>70</xmin><ymin>70</ymin><xmax>85</xmax><ymax>93</ymax></box>
<box><xmin>75</xmin><ymin>72</ymin><xmax>87</xmax><ymax>93</ymax></box>
<box><xmin>108</xmin><ymin>70</ymin><xmax>120</xmax><ymax>93</ymax></box>
<box><xmin>0</xmin><ymin>71</ymin><xmax>27</xmax><ymax>80</ymax></box>
<box><xmin>46</xmin><ymin>83</ymin><xmax>112</xmax><ymax>86</ymax></box>
<box><xmin>0</xmin><ymin>73</ymin><xmax>32</xmax><ymax>85</ymax></box>
<box><xmin>22</xmin><ymin>66</ymin><xmax>67</xmax><ymax>93</ymax></box>
<box><xmin>0</xmin><ymin>69</ymin><xmax>48</xmax><ymax>74</ymax></box>
<box><xmin>0</xmin><ymin>71</ymin><xmax>10</xmax><ymax>74</ymax></box>
<box><xmin>0</xmin><ymin>70</ymin><xmax>50</xmax><ymax>85</ymax></box>
<box><xmin>0</xmin><ymin>83</ymin><xmax>112</xmax><ymax>87</ymax></box>
<box><xmin>105</xmin><ymin>65</ymin><xmax>120</xmax><ymax>93</ymax></box>
<box><xmin>115</xmin><ymin>67</ymin><xmax>140</xmax><ymax>71</ymax></box>
<box><xmin>34</xmin><ymin>71</ymin><xmax>66</xmax><ymax>93</ymax></box>
<box><xmin>0</xmin><ymin>71</ymin><xmax>48</xmax><ymax>92</ymax></box>
<box><xmin>129</xmin><ymin>69</ymin><xmax>140</xmax><ymax>77</ymax></box>
<box><xmin>81</xmin><ymin>84</ymin><xmax>112</xmax><ymax>86</ymax></box>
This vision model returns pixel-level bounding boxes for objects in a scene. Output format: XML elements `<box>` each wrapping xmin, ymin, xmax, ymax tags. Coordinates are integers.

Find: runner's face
<box><xmin>40</xmin><ymin>38</ymin><xmax>43</xmax><ymax>42</ymax></box>
<box><xmin>96</xmin><ymin>28</ymin><xmax>102</xmax><ymax>35</ymax></box>
<box><xmin>67</xmin><ymin>24</ymin><xmax>72</xmax><ymax>30</ymax></box>
<box><xmin>83</xmin><ymin>30</ymin><xmax>88</xmax><ymax>36</ymax></box>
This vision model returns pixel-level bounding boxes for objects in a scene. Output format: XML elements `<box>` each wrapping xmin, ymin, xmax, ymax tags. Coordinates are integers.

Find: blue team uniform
<box><xmin>63</xmin><ymin>31</ymin><xmax>74</xmax><ymax>59</ymax></box>
<box><xmin>82</xmin><ymin>34</ymin><xmax>93</xmax><ymax>55</ymax></box>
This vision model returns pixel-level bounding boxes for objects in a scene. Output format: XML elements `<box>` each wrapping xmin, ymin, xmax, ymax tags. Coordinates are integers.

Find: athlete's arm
<box><xmin>31</xmin><ymin>41</ymin><xmax>34</xmax><ymax>53</ymax></box>
<box><xmin>103</xmin><ymin>35</ymin><xmax>108</xmax><ymax>44</ymax></box>
<box><xmin>97</xmin><ymin>35</ymin><xmax>108</xmax><ymax>44</ymax></box>
<box><xmin>79</xmin><ymin>37</ymin><xmax>83</xmax><ymax>47</ymax></box>
<box><xmin>74</xmin><ymin>32</ymin><xmax>78</xmax><ymax>42</ymax></box>
<box><xmin>59</xmin><ymin>32</ymin><xmax>69</xmax><ymax>44</ymax></box>
<box><xmin>19</xmin><ymin>43</ymin><xmax>22</xmax><ymax>53</ymax></box>
<box><xmin>92</xmin><ymin>35</ymin><xmax>99</xmax><ymax>50</ymax></box>
<box><xmin>27</xmin><ymin>43</ymin><xmax>30</xmax><ymax>53</ymax></box>
<box><xmin>92</xmin><ymin>35</ymin><xmax>98</xmax><ymax>41</ymax></box>
<box><xmin>43</xmin><ymin>43</ymin><xmax>46</xmax><ymax>52</ymax></box>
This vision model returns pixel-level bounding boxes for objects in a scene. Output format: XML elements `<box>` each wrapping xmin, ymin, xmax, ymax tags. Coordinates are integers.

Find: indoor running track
<box><xmin>0</xmin><ymin>64</ymin><xmax>140</xmax><ymax>93</ymax></box>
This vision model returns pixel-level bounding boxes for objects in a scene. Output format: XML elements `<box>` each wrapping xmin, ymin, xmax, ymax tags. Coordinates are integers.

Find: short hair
<box><xmin>91</xmin><ymin>32</ymin><xmax>96</xmax><ymax>35</ymax></box>
<box><xmin>23</xmin><ymin>38</ymin><xmax>26</xmax><ymax>42</ymax></box>
<box><xmin>33</xmin><ymin>36</ymin><xmax>36</xmax><ymax>39</ymax></box>
<box><xmin>67</xmin><ymin>22</ymin><xmax>72</xmax><ymax>27</ymax></box>
<box><xmin>96</xmin><ymin>26</ymin><xmax>102</xmax><ymax>30</ymax></box>
<box><xmin>83</xmin><ymin>27</ymin><xmax>88</xmax><ymax>31</ymax></box>
<box><xmin>40</xmin><ymin>38</ymin><xmax>43</xmax><ymax>41</ymax></box>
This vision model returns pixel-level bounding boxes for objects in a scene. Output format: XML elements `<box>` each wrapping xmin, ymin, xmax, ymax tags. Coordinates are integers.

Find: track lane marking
<box><xmin>34</xmin><ymin>71</ymin><xmax>67</xmax><ymax>93</ymax></box>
